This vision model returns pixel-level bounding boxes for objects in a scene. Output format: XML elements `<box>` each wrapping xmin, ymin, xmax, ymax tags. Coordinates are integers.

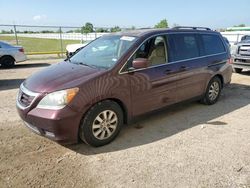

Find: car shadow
<box><xmin>0</xmin><ymin>63</ymin><xmax>50</xmax><ymax>70</ymax></box>
<box><xmin>0</xmin><ymin>79</ymin><xmax>25</xmax><ymax>91</ymax></box>
<box><xmin>239</xmin><ymin>70</ymin><xmax>250</xmax><ymax>76</ymax></box>
<box><xmin>65</xmin><ymin>83</ymin><xmax>250</xmax><ymax>155</ymax></box>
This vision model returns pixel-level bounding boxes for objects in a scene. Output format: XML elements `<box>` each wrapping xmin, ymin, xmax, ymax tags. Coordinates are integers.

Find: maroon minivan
<box><xmin>16</xmin><ymin>27</ymin><xmax>232</xmax><ymax>146</ymax></box>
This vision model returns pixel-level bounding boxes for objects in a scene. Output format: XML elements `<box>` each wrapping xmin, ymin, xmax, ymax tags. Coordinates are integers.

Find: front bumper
<box><xmin>15</xmin><ymin>52</ymin><xmax>27</xmax><ymax>63</ymax></box>
<box><xmin>232</xmin><ymin>63</ymin><xmax>250</xmax><ymax>69</ymax></box>
<box><xmin>17</xmin><ymin>102</ymin><xmax>82</xmax><ymax>144</ymax></box>
<box><xmin>232</xmin><ymin>56</ymin><xmax>250</xmax><ymax>69</ymax></box>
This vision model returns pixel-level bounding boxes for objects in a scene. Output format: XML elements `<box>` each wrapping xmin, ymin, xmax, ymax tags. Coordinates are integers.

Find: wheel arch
<box><xmin>80</xmin><ymin>97</ymin><xmax>129</xmax><ymax>126</ymax></box>
<box><xmin>102</xmin><ymin>98</ymin><xmax>128</xmax><ymax>124</ymax></box>
<box><xmin>214</xmin><ymin>74</ymin><xmax>224</xmax><ymax>88</ymax></box>
<box><xmin>203</xmin><ymin>74</ymin><xmax>224</xmax><ymax>96</ymax></box>
<box><xmin>0</xmin><ymin>55</ymin><xmax>15</xmax><ymax>62</ymax></box>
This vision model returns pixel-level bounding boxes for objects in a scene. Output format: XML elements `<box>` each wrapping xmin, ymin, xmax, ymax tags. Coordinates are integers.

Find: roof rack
<box><xmin>172</xmin><ymin>26</ymin><xmax>211</xmax><ymax>31</ymax></box>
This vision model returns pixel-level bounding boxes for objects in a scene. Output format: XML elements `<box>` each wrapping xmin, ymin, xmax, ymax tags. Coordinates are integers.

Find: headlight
<box><xmin>230</xmin><ymin>44</ymin><xmax>237</xmax><ymax>55</ymax></box>
<box><xmin>37</xmin><ymin>88</ymin><xmax>79</xmax><ymax>110</ymax></box>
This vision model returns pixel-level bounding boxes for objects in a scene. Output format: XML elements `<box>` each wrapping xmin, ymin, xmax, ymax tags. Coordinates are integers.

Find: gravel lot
<box><xmin>0</xmin><ymin>59</ymin><xmax>250</xmax><ymax>188</ymax></box>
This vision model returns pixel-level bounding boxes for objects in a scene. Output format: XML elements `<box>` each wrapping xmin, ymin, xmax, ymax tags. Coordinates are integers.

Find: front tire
<box><xmin>79</xmin><ymin>100</ymin><xmax>123</xmax><ymax>147</ymax></box>
<box><xmin>201</xmin><ymin>76</ymin><xmax>222</xmax><ymax>105</ymax></box>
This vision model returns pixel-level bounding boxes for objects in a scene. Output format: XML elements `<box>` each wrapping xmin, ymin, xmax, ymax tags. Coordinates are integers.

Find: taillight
<box><xmin>19</xmin><ymin>48</ymin><xmax>24</xmax><ymax>53</ymax></box>
<box><xmin>227</xmin><ymin>58</ymin><xmax>233</xmax><ymax>64</ymax></box>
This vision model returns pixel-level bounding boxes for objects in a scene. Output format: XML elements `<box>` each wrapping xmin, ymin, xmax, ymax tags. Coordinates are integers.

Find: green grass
<box><xmin>0</xmin><ymin>35</ymin><xmax>81</xmax><ymax>53</ymax></box>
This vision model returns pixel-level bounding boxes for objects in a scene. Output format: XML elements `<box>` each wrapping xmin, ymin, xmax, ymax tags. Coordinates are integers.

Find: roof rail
<box><xmin>138</xmin><ymin>27</ymin><xmax>152</xmax><ymax>30</ymax></box>
<box><xmin>172</xmin><ymin>26</ymin><xmax>211</xmax><ymax>31</ymax></box>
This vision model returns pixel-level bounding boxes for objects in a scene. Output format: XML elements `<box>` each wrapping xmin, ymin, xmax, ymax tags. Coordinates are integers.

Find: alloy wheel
<box><xmin>92</xmin><ymin>110</ymin><xmax>118</xmax><ymax>140</ymax></box>
<box><xmin>208</xmin><ymin>81</ymin><xmax>220</xmax><ymax>101</ymax></box>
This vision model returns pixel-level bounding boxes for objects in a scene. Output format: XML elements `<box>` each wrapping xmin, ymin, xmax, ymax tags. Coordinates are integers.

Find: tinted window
<box><xmin>168</xmin><ymin>34</ymin><xmax>199</xmax><ymax>62</ymax></box>
<box><xmin>201</xmin><ymin>34</ymin><xmax>225</xmax><ymax>55</ymax></box>
<box><xmin>241</xmin><ymin>35</ymin><xmax>250</xmax><ymax>41</ymax></box>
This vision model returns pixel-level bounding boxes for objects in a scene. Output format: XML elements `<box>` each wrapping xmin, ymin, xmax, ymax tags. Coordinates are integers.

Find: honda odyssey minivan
<box><xmin>16</xmin><ymin>27</ymin><xmax>232</xmax><ymax>147</ymax></box>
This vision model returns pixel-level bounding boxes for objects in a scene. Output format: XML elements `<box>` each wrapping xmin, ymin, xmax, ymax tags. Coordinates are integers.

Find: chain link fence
<box><xmin>2</xmin><ymin>24</ymin><xmax>249</xmax><ymax>58</ymax></box>
<box><xmin>0</xmin><ymin>24</ymin><xmax>111</xmax><ymax>57</ymax></box>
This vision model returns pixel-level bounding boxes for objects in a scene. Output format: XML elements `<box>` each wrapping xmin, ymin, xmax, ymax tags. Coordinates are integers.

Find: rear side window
<box><xmin>168</xmin><ymin>34</ymin><xmax>199</xmax><ymax>62</ymax></box>
<box><xmin>201</xmin><ymin>34</ymin><xmax>225</xmax><ymax>55</ymax></box>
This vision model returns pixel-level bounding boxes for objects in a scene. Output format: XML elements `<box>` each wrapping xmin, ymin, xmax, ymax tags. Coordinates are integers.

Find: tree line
<box><xmin>0</xmin><ymin>20</ymin><xmax>247</xmax><ymax>34</ymax></box>
<box><xmin>0</xmin><ymin>19</ymin><xmax>169</xmax><ymax>34</ymax></box>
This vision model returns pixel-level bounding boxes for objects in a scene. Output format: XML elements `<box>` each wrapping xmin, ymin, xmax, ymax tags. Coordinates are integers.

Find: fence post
<box><xmin>95</xmin><ymin>28</ymin><xmax>97</xmax><ymax>40</ymax></box>
<box><xmin>81</xmin><ymin>27</ymin><xmax>84</xmax><ymax>44</ymax></box>
<box><xmin>59</xmin><ymin>27</ymin><xmax>63</xmax><ymax>57</ymax></box>
<box><xmin>236</xmin><ymin>34</ymin><xmax>239</xmax><ymax>43</ymax></box>
<box><xmin>13</xmin><ymin>25</ymin><xmax>18</xmax><ymax>45</ymax></box>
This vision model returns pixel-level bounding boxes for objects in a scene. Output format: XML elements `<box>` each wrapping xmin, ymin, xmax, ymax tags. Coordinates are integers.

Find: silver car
<box><xmin>0</xmin><ymin>41</ymin><xmax>27</xmax><ymax>68</ymax></box>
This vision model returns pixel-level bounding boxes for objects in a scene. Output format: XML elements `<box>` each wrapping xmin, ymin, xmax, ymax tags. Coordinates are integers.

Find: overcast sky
<box><xmin>0</xmin><ymin>0</ymin><xmax>249</xmax><ymax>29</ymax></box>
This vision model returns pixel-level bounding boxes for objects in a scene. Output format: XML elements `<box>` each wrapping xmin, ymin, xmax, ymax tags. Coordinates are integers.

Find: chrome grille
<box><xmin>238</xmin><ymin>45</ymin><xmax>250</xmax><ymax>56</ymax></box>
<box><xmin>17</xmin><ymin>84</ymin><xmax>39</xmax><ymax>109</ymax></box>
<box><xmin>19</xmin><ymin>91</ymin><xmax>35</xmax><ymax>107</ymax></box>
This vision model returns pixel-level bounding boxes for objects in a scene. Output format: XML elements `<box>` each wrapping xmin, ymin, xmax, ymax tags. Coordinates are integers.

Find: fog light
<box><xmin>44</xmin><ymin>131</ymin><xmax>55</xmax><ymax>138</ymax></box>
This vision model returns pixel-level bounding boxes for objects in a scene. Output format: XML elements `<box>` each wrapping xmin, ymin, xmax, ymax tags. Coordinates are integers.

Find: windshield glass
<box><xmin>241</xmin><ymin>35</ymin><xmax>250</xmax><ymax>42</ymax></box>
<box><xmin>69</xmin><ymin>35</ymin><xmax>138</xmax><ymax>69</ymax></box>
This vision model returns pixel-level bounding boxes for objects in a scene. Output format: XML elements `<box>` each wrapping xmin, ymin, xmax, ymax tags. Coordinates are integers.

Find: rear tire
<box><xmin>233</xmin><ymin>68</ymin><xmax>242</xmax><ymax>73</ymax></box>
<box><xmin>201</xmin><ymin>76</ymin><xmax>222</xmax><ymax>105</ymax></box>
<box><xmin>0</xmin><ymin>56</ymin><xmax>15</xmax><ymax>68</ymax></box>
<box><xmin>79</xmin><ymin>100</ymin><xmax>123</xmax><ymax>147</ymax></box>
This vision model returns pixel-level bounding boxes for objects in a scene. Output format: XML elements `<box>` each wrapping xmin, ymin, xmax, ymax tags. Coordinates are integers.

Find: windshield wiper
<box><xmin>64</xmin><ymin>56</ymin><xmax>71</xmax><ymax>62</ymax></box>
<box><xmin>78</xmin><ymin>62</ymin><xmax>97</xmax><ymax>69</ymax></box>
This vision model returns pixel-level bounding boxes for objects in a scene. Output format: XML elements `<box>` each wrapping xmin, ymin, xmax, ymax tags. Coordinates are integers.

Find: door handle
<box><xmin>164</xmin><ymin>69</ymin><xmax>174</xmax><ymax>74</ymax></box>
<box><xmin>179</xmin><ymin>66</ymin><xmax>189</xmax><ymax>71</ymax></box>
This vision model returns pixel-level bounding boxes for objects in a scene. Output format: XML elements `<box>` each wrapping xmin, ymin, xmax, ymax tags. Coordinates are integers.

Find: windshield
<box><xmin>69</xmin><ymin>35</ymin><xmax>138</xmax><ymax>69</ymax></box>
<box><xmin>241</xmin><ymin>35</ymin><xmax>250</xmax><ymax>42</ymax></box>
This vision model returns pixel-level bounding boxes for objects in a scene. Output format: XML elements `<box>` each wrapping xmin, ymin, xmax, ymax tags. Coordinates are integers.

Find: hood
<box><xmin>24</xmin><ymin>61</ymin><xmax>103</xmax><ymax>93</ymax></box>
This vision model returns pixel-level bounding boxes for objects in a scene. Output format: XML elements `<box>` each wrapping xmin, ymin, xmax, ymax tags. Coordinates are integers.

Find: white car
<box><xmin>0</xmin><ymin>41</ymin><xmax>27</xmax><ymax>68</ymax></box>
<box><xmin>66</xmin><ymin>43</ymin><xmax>88</xmax><ymax>57</ymax></box>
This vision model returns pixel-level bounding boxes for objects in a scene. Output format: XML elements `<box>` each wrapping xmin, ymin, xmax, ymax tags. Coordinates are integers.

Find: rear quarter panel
<box><xmin>0</xmin><ymin>47</ymin><xmax>26</xmax><ymax>62</ymax></box>
<box><xmin>204</xmin><ymin>53</ymin><xmax>232</xmax><ymax>89</ymax></box>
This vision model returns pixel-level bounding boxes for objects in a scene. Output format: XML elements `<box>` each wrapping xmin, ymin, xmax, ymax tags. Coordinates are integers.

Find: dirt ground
<box><xmin>0</xmin><ymin>59</ymin><xmax>250</xmax><ymax>188</ymax></box>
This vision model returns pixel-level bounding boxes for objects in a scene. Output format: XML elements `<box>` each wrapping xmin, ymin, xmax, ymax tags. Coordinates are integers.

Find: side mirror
<box><xmin>132</xmin><ymin>58</ymin><xmax>149</xmax><ymax>69</ymax></box>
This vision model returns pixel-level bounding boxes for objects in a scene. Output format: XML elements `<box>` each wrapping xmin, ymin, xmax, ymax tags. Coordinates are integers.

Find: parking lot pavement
<box><xmin>0</xmin><ymin>60</ymin><xmax>250</xmax><ymax>187</ymax></box>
